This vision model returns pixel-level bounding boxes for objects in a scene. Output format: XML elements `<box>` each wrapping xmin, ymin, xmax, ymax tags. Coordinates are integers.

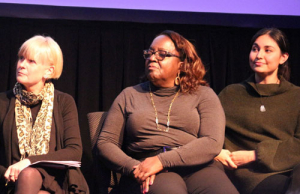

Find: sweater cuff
<box><xmin>157</xmin><ymin>151</ymin><xmax>181</xmax><ymax>168</ymax></box>
<box><xmin>123</xmin><ymin>158</ymin><xmax>140</xmax><ymax>176</ymax></box>
<box><xmin>255</xmin><ymin>140</ymin><xmax>280</xmax><ymax>171</ymax></box>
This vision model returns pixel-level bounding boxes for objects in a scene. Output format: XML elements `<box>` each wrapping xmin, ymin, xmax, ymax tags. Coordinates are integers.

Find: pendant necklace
<box><xmin>254</xmin><ymin>83</ymin><xmax>267</xmax><ymax>112</ymax></box>
<box><xmin>149</xmin><ymin>84</ymin><xmax>179</xmax><ymax>132</ymax></box>
<box><xmin>254</xmin><ymin>79</ymin><xmax>279</xmax><ymax>113</ymax></box>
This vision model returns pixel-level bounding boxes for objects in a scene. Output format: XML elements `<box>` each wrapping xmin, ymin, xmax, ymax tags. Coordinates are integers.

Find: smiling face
<box><xmin>249</xmin><ymin>34</ymin><xmax>288</xmax><ymax>83</ymax></box>
<box><xmin>145</xmin><ymin>35</ymin><xmax>181</xmax><ymax>87</ymax></box>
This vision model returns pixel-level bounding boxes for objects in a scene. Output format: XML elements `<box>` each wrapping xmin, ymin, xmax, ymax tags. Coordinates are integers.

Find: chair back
<box><xmin>87</xmin><ymin>112</ymin><xmax>119</xmax><ymax>194</ymax></box>
<box><xmin>87</xmin><ymin>111</ymin><xmax>107</xmax><ymax>148</ymax></box>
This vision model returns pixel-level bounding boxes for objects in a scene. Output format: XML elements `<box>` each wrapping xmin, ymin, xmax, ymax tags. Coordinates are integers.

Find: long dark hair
<box><xmin>250</xmin><ymin>28</ymin><xmax>290</xmax><ymax>80</ymax></box>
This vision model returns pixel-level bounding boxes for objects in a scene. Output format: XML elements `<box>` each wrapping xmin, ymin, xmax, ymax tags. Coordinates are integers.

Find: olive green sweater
<box><xmin>219</xmin><ymin>75</ymin><xmax>300</xmax><ymax>194</ymax></box>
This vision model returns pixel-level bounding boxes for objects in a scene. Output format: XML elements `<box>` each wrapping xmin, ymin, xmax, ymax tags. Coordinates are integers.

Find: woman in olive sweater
<box><xmin>215</xmin><ymin>28</ymin><xmax>300</xmax><ymax>194</ymax></box>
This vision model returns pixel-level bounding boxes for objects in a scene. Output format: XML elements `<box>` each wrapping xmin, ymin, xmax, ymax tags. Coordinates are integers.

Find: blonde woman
<box><xmin>0</xmin><ymin>35</ymin><xmax>88</xmax><ymax>194</ymax></box>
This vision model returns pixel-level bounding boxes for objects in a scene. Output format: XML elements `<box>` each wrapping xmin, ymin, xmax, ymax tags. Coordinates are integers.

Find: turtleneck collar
<box><xmin>144</xmin><ymin>81</ymin><xmax>180</xmax><ymax>97</ymax></box>
<box><xmin>245</xmin><ymin>74</ymin><xmax>292</xmax><ymax>97</ymax></box>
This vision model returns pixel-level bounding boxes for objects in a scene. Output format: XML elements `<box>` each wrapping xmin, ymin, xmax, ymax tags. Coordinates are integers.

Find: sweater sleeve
<box><xmin>158</xmin><ymin>87</ymin><xmax>226</xmax><ymax>168</ymax></box>
<box><xmin>97</xmin><ymin>91</ymin><xmax>140</xmax><ymax>176</ymax></box>
<box><xmin>0</xmin><ymin>166</ymin><xmax>6</xmax><ymax>182</ymax></box>
<box><xmin>27</xmin><ymin>93</ymin><xmax>82</xmax><ymax>163</ymax></box>
<box><xmin>256</xmin><ymin>113</ymin><xmax>300</xmax><ymax>172</ymax></box>
<box><xmin>0</xmin><ymin>92</ymin><xmax>10</xmax><ymax>182</ymax></box>
<box><xmin>220</xmin><ymin>82</ymin><xmax>300</xmax><ymax>173</ymax></box>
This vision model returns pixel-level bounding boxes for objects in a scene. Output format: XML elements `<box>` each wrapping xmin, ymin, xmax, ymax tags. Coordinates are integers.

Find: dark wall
<box><xmin>1</xmin><ymin>13</ymin><xmax>300</xmax><ymax>193</ymax></box>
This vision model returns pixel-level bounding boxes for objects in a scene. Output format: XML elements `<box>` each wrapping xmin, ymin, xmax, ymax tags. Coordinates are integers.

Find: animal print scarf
<box><xmin>13</xmin><ymin>82</ymin><xmax>54</xmax><ymax>160</ymax></box>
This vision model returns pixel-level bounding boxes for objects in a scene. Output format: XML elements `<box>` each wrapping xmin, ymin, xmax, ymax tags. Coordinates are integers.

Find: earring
<box><xmin>175</xmin><ymin>72</ymin><xmax>180</xmax><ymax>85</ymax></box>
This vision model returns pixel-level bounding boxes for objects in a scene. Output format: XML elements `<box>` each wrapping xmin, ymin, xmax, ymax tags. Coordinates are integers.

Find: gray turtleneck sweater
<box><xmin>97</xmin><ymin>81</ymin><xmax>225</xmax><ymax>176</ymax></box>
<box><xmin>219</xmin><ymin>75</ymin><xmax>300</xmax><ymax>194</ymax></box>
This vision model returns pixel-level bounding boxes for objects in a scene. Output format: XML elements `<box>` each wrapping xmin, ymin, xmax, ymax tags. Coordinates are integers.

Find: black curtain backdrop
<box><xmin>1</xmin><ymin>16</ymin><xmax>300</xmax><ymax>193</ymax></box>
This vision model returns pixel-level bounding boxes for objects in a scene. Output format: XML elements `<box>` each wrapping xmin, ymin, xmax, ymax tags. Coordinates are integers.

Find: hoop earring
<box><xmin>175</xmin><ymin>72</ymin><xmax>180</xmax><ymax>85</ymax></box>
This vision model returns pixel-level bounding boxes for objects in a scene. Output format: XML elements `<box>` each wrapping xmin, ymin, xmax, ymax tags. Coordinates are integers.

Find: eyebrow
<box><xmin>149</xmin><ymin>47</ymin><xmax>169</xmax><ymax>51</ymax></box>
<box><xmin>264</xmin><ymin>45</ymin><xmax>275</xmax><ymax>49</ymax></box>
<box><xmin>252</xmin><ymin>43</ymin><xmax>275</xmax><ymax>49</ymax></box>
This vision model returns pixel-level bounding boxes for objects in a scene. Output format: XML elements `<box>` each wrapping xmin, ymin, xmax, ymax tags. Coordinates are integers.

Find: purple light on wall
<box><xmin>0</xmin><ymin>0</ymin><xmax>300</xmax><ymax>16</ymax></box>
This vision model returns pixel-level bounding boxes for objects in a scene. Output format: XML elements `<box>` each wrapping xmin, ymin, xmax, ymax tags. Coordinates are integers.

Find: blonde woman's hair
<box><xmin>18</xmin><ymin>35</ymin><xmax>63</xmax><ymax>79</ymax></box>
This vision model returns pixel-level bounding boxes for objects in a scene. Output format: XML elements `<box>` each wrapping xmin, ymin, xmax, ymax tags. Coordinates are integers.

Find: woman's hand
<box><xmin>140</xmin><ymin>175</ymin><xmax>155</xmax><ymax>194</ymax></box>
<box><xmin>133</xmin><ymin>156</ymin><xmax>163</xmax><ymax>183</ymax></box>
<box><xmin>214</xmin><ymin>149</ymin><xmax>237</xmax><ymax>170</ymax></box>
<box><xmin>230</xmin><ymin>150</ymin><xmax>256</xmax><ymax>166</ymax></box>
<box><xmin>4</xmin><ymin>159</ymin><xmax>31</xmax><ymax>182</ymax></box>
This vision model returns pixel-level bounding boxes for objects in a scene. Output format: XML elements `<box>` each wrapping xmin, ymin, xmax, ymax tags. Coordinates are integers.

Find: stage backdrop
<box><xmin>1</xmin><ymin>0</ymin><xmax>300</xmax><ymax>16</ymax></box>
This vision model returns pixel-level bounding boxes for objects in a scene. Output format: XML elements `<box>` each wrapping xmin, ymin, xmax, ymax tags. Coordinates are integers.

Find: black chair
<box><xmin>87</xmin><ymin>112</ymin><xmax>120</xmax><ymax>194</ymax></box>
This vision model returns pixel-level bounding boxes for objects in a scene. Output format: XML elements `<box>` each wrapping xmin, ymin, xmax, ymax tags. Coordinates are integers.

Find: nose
<box><xmin>256</xmin><ymin>50</ymin><xmax>263</xmax><ymax>59</ymax></box>
<box><xmin>149</xmin><ymin>52</ymin><xmax>157</xmax><ymax>61</ymax></box>
<box><xmin>18</xmin><ymin>59</ymin><xmax>26</xmax><ymax>68</ymax></box>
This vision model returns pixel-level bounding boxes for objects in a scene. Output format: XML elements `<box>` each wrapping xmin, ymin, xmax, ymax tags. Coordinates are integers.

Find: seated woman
<box><xmin>215</xmin><ymin>28</ymin><xmax>300</xmax><ymax>194</ymax></box>
<box><xmin>97</xmin><ymin>30</ymin><xmax>238</xmax><ymax>194</ymax></box>
<box><xmin>0</xmin><ymin>35</ymin><xmax>89</xmax><ymax>194</ymax></box>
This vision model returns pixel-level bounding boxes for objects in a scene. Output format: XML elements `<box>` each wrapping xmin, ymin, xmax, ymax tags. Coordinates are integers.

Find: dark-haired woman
<box><xmin>97</xmin><ymin>30</ymin><xmax>238</xmax><ymax>194</ymax></box>
<box><xmin>215</xmin><ymin>28</ymin><xmax>300</xmax><ymax>194</ymax></box>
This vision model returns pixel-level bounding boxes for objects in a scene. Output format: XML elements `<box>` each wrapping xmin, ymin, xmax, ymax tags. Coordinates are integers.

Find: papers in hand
<box><xmin>30</xmin><ymin>160</ymin><xmax>81</xmax><ymax>169</ymax></box>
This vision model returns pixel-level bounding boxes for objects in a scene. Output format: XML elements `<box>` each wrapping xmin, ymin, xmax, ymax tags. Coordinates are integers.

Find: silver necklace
<box><xmin>254</xmin><ymin>79</ymin><xmax>279</xmax><ymax>113</ymax></box>
<box><xmin>254</xmin><ymin>83</ymin><xmax>267</xmax><ymax>112</ymax></box>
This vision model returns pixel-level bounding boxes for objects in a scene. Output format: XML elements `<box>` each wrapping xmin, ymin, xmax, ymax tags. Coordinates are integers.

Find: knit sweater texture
<box><xmin>97</xmin><ymin>81</ymin><xmax>225</xmax><ymax>176</ymax></box>
<box><xmin>219</xmin><ymin>75</ymin><xmax>300</xmax><ymax>194</ymax></box>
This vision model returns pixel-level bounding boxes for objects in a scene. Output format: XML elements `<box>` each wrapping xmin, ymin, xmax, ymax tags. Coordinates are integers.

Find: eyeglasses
<box><xmin>143</xmin><ymin>50</ymin><xmax>180</xmax><ymax>61</ymax></box>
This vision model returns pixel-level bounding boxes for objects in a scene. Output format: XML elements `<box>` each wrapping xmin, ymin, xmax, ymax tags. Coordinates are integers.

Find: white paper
<box><xmin>30</xmin><ymin>160</ymin><xmax>81</xmax><ymax>168</ymax></box>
